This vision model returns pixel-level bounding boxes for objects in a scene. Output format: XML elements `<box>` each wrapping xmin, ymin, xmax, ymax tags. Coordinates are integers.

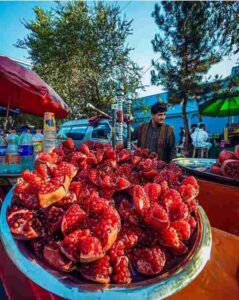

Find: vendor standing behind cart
<box><xmin>132</xmin><ymin>102</ymin><xmax>176</xmax><ymax>163</ymax></box>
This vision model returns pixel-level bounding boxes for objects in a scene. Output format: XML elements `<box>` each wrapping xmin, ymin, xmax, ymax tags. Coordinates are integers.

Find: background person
<box><xmin>191</xmin><ymin>123</ymin><xmax>212</xmax><ymax>150</ymax></box>
<box><xmin>132</xmin><ymin>102</ymin><xmax>176</xmax><ymax>163</ymax></box>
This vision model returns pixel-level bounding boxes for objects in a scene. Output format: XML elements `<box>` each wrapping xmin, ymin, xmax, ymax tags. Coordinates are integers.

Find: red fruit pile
<box><xmin>7</xmin><ymin>138</ymin><xmax>199</xmax><ymax>284</ymax></box>
<box><xmin>210</xmin><ymin>146</ymin><xmax>239</xmax><ymax>180</ymax></box>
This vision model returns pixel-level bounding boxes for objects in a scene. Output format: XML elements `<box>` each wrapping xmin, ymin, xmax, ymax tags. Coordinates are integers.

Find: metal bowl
<box><xmin>0</xmin><ymin>189</ymin><xmax>212</xmax><ymax>300</ymax></box>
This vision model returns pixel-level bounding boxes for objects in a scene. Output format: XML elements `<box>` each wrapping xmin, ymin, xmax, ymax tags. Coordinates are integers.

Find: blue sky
<box><xmin>0</xmin><ymin>1</ymin><xmax>238</xmax><ymax>97</ymax></box>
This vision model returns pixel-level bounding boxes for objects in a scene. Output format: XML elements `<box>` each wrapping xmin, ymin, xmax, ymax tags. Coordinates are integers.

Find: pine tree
<box><xmin>151</xmin><ymin>1</ymin><xmax>235</xmax><ymax>150</ymax></box>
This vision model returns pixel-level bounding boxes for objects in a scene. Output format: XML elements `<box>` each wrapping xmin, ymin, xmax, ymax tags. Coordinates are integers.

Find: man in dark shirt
<box><xmin>132</xmin><ymin>102</ymin><xmax>176</xmax><ymax>163</ymax></box>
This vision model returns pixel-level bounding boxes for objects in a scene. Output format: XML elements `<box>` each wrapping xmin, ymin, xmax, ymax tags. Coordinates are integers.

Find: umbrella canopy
<box><xmin>199</xmin><ymin>91</ymin><xmax>239</xmax><ymax>117</ymax></box>
<box><xmin>0</xmin><ymin>56</ymin><xmax>70</xmax><ymax>119</ymax></box>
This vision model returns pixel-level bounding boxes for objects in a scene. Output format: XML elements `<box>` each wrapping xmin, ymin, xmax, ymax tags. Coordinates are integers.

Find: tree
<box><xmin>16</xmin><ymin>1</ymin><xmax>143</xmax><ymax>119</ymax></box>
<box><xmin>151</xmin><ymin>1</ymin><xmax>235</xmax><ymax>150</ymax></box>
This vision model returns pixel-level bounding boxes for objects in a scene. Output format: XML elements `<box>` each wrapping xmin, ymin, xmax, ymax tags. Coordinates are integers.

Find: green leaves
<box><xmin>15</xmin><ymin>1</ymin><xmax>142</xmax><ymax>119</ymax></box>
<box><xmin>151</xmin><ymin>1</ymin><xmax>237</xmax><ymax>150</ymax></box>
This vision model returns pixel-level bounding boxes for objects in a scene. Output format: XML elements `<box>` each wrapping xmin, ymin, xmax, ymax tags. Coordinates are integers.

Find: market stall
<box><xmin>0</xmin><ymin>56</ymin><xmax>69</xmax><ymax>196</ymax></box>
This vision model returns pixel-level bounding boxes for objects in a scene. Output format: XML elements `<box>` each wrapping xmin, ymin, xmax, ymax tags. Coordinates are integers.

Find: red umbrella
<box><xmin>0</xmin><ymin>56</ymin><xmax>70</xmax><ymax>119</ymax></box>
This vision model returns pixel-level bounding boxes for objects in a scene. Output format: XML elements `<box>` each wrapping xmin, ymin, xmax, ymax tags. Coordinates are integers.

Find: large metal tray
<box><xmin>0</xmin><ymin>188</ymin><xmax>212</xmax><ymax>300</ymax></box>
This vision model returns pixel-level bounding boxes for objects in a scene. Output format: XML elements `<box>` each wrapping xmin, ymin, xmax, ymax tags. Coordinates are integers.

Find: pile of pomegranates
<box><xmin>210</xmin><ymin>146</ymin><xmax>239</xmax><ymax>180</ymax></box>
<box><xmin>7</xmin><ymin>138</ymin><xmax>199</xmax><ymax>284</ymax></box>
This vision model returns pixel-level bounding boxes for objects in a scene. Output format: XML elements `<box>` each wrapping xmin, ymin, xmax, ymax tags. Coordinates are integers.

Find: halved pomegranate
<box><xmin>7</xmin><ymin>208</ymin><xmax>45</xmax><ymax>239</ymax></box>
<box><xmin>79</xmin><ymin>255</ymin><xmax>112</xmax><ymax>284</ymax></box>
<box><xmin>221</xmin><ymin>159</ymin><xmax>239</xmax><ymax>180</ymax></box>
<box><xmin>132</xmin><ymin>246</ymin><xmax>166</xmax><ymax>276</ymax></box>
<box><xmin>61</xmin><ymin>204</ymin><xmax>87</xmax><ymax>235</ymax></box>
<box><xmin>59</xmin><ymin>229</ymin><xmax>104</xmax><ymax>263</ymax></box>
<box><xmin>218</xmin><ymin>150</ymin><xmax>236</xmax><ymax>164</ymax></box>
<box><xmin>38</xmin><ymin>175</ymin><xmax>71</xmax><ymax>208</ymax></box>
<box><xmin>43</xmin><ymin>242</ymin><xmax>74</xmax><ymax>273</ymax></box>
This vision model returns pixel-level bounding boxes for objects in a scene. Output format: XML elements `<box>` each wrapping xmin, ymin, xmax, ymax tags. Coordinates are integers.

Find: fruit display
<box><xmin>210</xmin><ymin>146</ymin><xmax>239</xmax><ymax>180</ymax></box>
<box><xmin>7</xmin><ymin>138</ymin><xmax>200</xmax><ymax>284</ymax></box>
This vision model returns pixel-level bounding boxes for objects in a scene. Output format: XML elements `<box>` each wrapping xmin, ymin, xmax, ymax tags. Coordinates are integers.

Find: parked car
<box><xmin>57</xmin><ymin>118</ymin><xmax>128</xmax><ymax>148</ymax></box>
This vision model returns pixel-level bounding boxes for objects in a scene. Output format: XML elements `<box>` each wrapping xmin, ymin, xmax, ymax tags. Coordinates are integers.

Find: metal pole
<box><xmin>111</xmin><ymin>102</ymin><xmax>117</xmax><ymax>148</ymax></box>
<box><xmin>125</xmin><ymin>92</ymin><xmax>132</xmax><ymax>150</ymax></box>
<box><xmin>116</xmin><ymin>81</ymin><xmax>124</xmax><ymax>146</ymax></box>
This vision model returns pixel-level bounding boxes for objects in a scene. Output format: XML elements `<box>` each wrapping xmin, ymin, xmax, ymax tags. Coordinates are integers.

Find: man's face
<box><xmin>152</xmin><ymin>112</ymin><xmax>166</xmax><ymax>124</ymax></box>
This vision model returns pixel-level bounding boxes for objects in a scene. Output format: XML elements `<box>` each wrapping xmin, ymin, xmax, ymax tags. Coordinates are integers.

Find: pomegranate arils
<box><xmin>8</xmin><ymin>139</ymin><xmax>199</xmax><ymax>284</ymax></box>
<box><xmin>133</xmin><ymin>246</ymin><xmax>166</xmax><ymax>276</ymax></box>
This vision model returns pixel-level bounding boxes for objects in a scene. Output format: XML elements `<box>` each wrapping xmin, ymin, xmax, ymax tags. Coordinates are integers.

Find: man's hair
<box><xmin>191</xmin><ymin>123</ymin><xmax>197</xmax><ymax>128</ymax></box>
<box><xmin>199</xmin><ymin>123</ymin><xmax>206</xmax><ymax>129</ymax></box>
<box><xmin>151</xmin><ymin>102</ymin><xmax>167</xmax><ymax>115</ymax></box>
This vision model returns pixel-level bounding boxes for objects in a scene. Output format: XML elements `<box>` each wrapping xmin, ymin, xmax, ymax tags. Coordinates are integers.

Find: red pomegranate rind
<box><xmin>171</xmin><ymin>221</ymin><xmax>191</xmax><ymax>241</ymax></box>
<box><xmin>210</xmin><ymin>164</ymin><xmax>223</xmax><ymax>176</ymax></box>
<box><xmin>116</xmin><ymin>178</ymin><xmax>131</xmax><ymax>191</ymax></box>
<box><xmin>221</xmin><ymin>159</ymin><xmax>239</xmax><ymax>180</ymax></box>
<box><xmin>111</xmin><ymin>255</ymin><xmax>132</xmax><ymax>284</ymax></box>
<box><xmin>56</xmin><ymin>192</ymin><xmax>77</xmax><ymax>207</ymax></box>
<box><xmin>60</xmin><ymin>229</ymin><xmax>104</xmax><ymax>263</ymax></box>
<box><xmin>131</xmin><ymin>155</ymin><xmax>141</xmax><ymax>166</ymax></box>
<box><xmin>159</xmin><ymin>227</ymin><xmax>180</xmax><ymax>248</ymax></box>
<box><xmin>218</xmin><ymin>150</ymin><xmax>236</xmax><ymax>164</ymax></box>
<box><xmin>80</xmin><ymin>236</ymin><xmax>104</xmax><ymax>263</ymax></box>
<box><xmin>167</xmin><ymin>201</ymin><xmax>189</xmax><ymax>222</ymax></box>
<box><xmin>178</xmin><ymin>184</ymin><xmax>199</xmax><ymax>202</ymax></box>
<box><xmin>79</xmin><ymin>255</ymin><xmax>112</xmax><ymax>284</ymax></box>
<box><xmin>188</xmin><ymin>216</ymin><xmax>197</xmax><ymax>233</ymax></box>
<box><xmin>47</xmin><ymin>206</ymin><xmax>64</xmax><ymax>233</ymax></box>
<box><xmin>170</xmin><ymin>241</ymin><xmax>188</xmax><ymax>256</ymax></box>
<box><xmin>160</xmin><ymin>181</ymin><xmax>169</xmax><ymax>195</ymax></box>
<box><xmin>63</xmin><ymin>138</ymin><xmax>75</xmax><ymax>151</ymax></box>
<box><xmin>160</xmin><ymin>189</ymin><xmax>182</xmax><ymax>209</ymax></box>
<box><xmin>133</xmin><ymin>246</ymin><xmax>166</xmax><ymax>276</ymax></box>
<box><xmin>17</xmin><ymin>193</ymin><xmax>39</xmax><ymax>209</ymax></box>
<box><xmin>43</xmin><ymin>242</ymin><xmax>74</xmax><ymax>273</ymax></box>
<box><xmin>144</xmin><ymin>183</ymin><xmax>161</xmax><ymax>203</ymax></box>
<box><xmin>181</xmin><ymin>176</ymin><xmax>199</xmax><ymax>190</ymax></box>
<box><xmin>7</xmin><ymin>208</ymin><xmax>45</xmax><ymax>240</ymax></box>
<box><xmin>61</xmin><ymin>204</ymin><xmax>87</xmax><ymax>235</ymax></box>
<box><xmin>133</xmin><ymin>185</ymin><xmax>150</xmax><ymax>215</ymax></box>
<box><xmin>144</xmin><ymin>203</ymin><xmax>170</xmax><ymax>232</ymax></box>
<box><xmin>39</xmin><ymin>175</ymin><xmax>71</xmax><ymax>208</ymax></box>
<box><xmin>118</xmin><ymin>200</ymin><xmax>141</xmax><ymax>226</ymax></box>
<box><xmin>91</xmin><ymin>205</ymin><xmax>121</xmax><ymax>252</ymax></box>
<box><xmin>117</xmin><ymin>149</ymin><xmax>131</xmax><ymax>162</ymax></box>
<box><xmin>79</xmin><ymin>144</ymin><xmax>90</xmax><ymax>155</ymax></box>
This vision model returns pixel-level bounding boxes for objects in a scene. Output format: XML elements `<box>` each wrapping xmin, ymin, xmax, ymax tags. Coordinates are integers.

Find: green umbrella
<box><xmin>199</xmin><ymin>91</ymin><xmax>239</xmax><ymax>121</ymax></box>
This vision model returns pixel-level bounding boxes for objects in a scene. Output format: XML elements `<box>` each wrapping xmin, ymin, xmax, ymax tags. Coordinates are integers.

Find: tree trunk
<box><xmin>182</xmin><ymin>99</ymin><xmax>190</xmax><ymax>152</ymax></box>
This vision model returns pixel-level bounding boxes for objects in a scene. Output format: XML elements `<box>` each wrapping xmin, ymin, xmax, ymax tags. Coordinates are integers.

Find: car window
<box><xmin>57</xmin><ymin>126</ymin><xmax>71</xmax><ymax>138</ymax></box>
<box><xmin>68</xmin><ymin>126</ymin><xmax>88</xmax><ymax>140</ymax></box>
<box><xmin>92</xmin><ymin>124</ymin><xmax>111</xmax><ymax>140</ymax></box>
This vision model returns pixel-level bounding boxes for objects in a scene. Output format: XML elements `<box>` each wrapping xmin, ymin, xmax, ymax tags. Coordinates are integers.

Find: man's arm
<box><xmin>169</xmin><ymin>129</ymin><xmax>177</xmax><ymax>161</ymax></box>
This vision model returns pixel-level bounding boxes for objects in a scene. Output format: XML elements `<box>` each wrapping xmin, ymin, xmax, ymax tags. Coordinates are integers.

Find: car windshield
<box><xmin>58</xmin><ymin>125</ymin><xmax>88</xmax><ymax>140</ymax></box>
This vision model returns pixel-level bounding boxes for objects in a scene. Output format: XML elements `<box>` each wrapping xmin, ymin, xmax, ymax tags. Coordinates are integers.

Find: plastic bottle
<box><xmin>43</xmin><ymin>112</ymin><xmax>57</xmax><ymax>153</ymax></box>
<box><xmin>0</xmin><ymin>134</ymin><xmax>7</xmax><ymax>173</ymax></box>
<box><xmin>18</xmin><ymin>129</ymin><xmax>34</xmax><ymax>171</ymax></box>
<box><xmin>32</xmin><ymin>129</ymin><xmax>44</xmax><ymax>159</ymax></box>
<box><xmin>6</xmin><ymin>130</ymin><xmax>20</xmax><ymax>173</ymax></box>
